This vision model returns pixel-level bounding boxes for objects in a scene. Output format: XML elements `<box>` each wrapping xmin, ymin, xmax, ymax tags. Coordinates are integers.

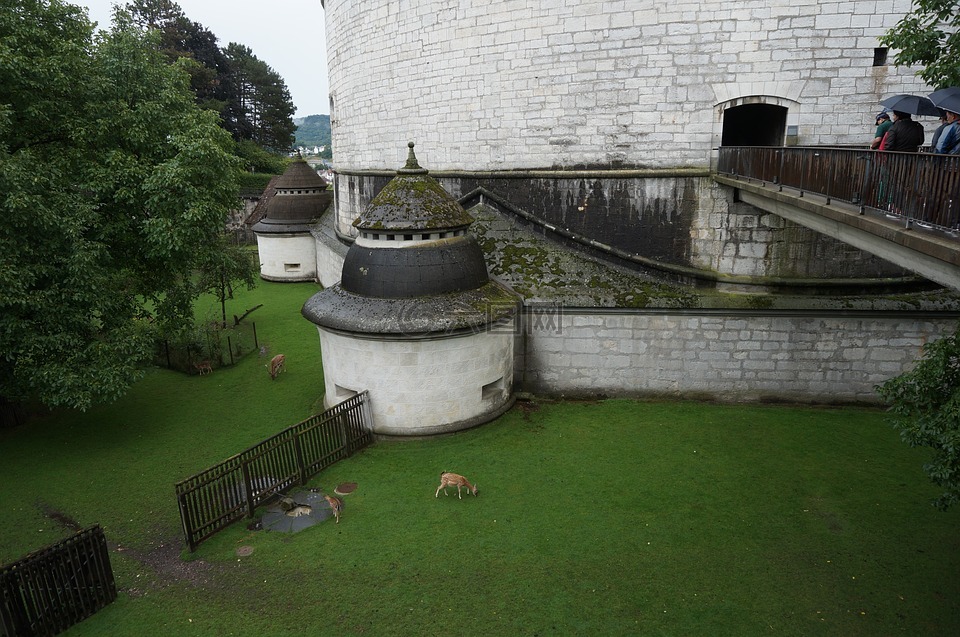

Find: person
<box><xmin>934</xmin><ymin>110</ymin><xmax>960</xmax><ymax>154</ymax></box>
<box><xmin>881</xmin><ymin>111</ymin><xmax>924</xmax><ymax>152</ymax></box>
<box><xmin>871</xmin><ymin>112</ymin><xmax>892</xmax><ymax>149</ymax></box>
<box><xmin>930</xmin><ymin>111</ymin><xmax>949</xmax><ymax>152</ymax></box>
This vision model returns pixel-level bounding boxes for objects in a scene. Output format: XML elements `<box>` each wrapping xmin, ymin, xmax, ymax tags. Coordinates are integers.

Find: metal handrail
<box><xmin>716</xmin><ymin>146</ymin><xmax>960</xmax><ymax>234</ymax></box>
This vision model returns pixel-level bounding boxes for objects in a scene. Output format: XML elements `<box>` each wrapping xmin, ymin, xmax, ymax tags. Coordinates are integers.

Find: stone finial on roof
<box><xmin>398</xmin><ymin>141</ymin><xmax>428</xmax><ymax>175</ymax></box>
<box><xmin>352</xmin><ymin>142</ymin><xmax>473</xmax><ymax>232</ymax></box>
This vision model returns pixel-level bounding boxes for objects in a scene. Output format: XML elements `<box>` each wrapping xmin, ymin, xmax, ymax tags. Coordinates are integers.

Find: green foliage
<box><xmin>234</xmin><ymin>138</ymin><xmax>287</xmax><ymax>174</ymax></box>
<box><xmin>123</xmin><ymin>1</ymin><xmax>295</xmax><ymax>157</ymax></box>
<box><xmin>225</xmin><ymin>42</ymin><xmax>296</xmax><ymax>153</ymax></box>
<box><xmin>877</xmin><ymin>323</ymin><xmax>960</xmax><ymax>509</ymax></box>
<box><xmin>881</xmin><ymin>0</ymin><xmax>960</xmax><ymax>89</ymax></box>
<box><xmin>237</xmin><ymin>171</ymin><xmax>276</xmax><ymax>193</ymax></box>
<box><xmin>194</xmin><ymin>236</ymin><xmax>258</xmax><ymax>328</ymax></box>
<box><xmin>0</xmin><ymin>0</ymin><xmax>241</xmax><ymax>410</ymax></box>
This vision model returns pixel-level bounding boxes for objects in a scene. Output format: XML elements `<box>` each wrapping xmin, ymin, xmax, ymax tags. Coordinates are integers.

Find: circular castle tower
<box><xmin>252</xmin><ymin>159</ymin><xmax>332</xmax><ymax>282</ymax></box>
<box><xmin>302</xmin><ymin>143</ymin><xmax>521</xmax><ymax>436</ymax></box>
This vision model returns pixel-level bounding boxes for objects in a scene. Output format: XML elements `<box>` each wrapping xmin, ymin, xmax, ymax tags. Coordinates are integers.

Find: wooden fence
<box><xmin>0</xmin><ymin>526</ymin><xmax>116</xmax><ymax>637</ymax></box>
<box><xmin>175</xmin><ymin>391</ymin><xmax>373</xmax><ymax>551</ymax></box>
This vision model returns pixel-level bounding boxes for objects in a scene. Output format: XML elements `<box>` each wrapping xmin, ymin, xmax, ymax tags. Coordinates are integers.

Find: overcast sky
<box><xmin>73</xmin><ymin>0</ymin><xmax>330</xmax><ymax>117</ymax></box>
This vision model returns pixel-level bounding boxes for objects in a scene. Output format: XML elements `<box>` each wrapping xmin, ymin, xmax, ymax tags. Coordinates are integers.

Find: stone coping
<box><xmin>301</xmin><ymin>281</ymin><xmax>522</xmax><ymax>335</ymax></box>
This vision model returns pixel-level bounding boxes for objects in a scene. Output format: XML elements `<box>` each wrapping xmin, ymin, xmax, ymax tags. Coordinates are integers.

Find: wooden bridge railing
<box><xmin>716</xmin><ymin>146</ymin><xmax>960</xmax><ymax>234</ymax></box>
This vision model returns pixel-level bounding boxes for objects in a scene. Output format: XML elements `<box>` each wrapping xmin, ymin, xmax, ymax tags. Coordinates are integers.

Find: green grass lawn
<box><xmin>1</xmin><ymin>281</ymin><xmax>958</xmax><ymax>636</ymax></box>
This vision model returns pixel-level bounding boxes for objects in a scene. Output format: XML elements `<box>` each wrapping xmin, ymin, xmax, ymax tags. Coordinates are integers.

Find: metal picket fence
<box><xmin>0</xmin><ymin>526</ymin><xmax>116</xmax><ymax>637</ymax></box>
<box><xmin>175</xmin><ymin>391</ymin><xmax>373</xmax><ymax>551</ymax></box>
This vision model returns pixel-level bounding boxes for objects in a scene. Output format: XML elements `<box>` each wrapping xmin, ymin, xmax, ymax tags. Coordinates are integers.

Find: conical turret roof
<box><xmin>301</xmin><ymin>142</ymin><xmax>520</xmax><ymax>335</ymax></box>
<box><xmin>352</xmin><ymin>143</ymin><xmax>473</xmax><ymax>232</ymax></box>
<box><xmin>275</xmin><ymin>159</ymin><xmax>329</xmax><ymax>190</ymax></box>
<box><xmin>251</xmin><ymin>159</ymin><xmax>331</xmax><ymax>234</ymax></box>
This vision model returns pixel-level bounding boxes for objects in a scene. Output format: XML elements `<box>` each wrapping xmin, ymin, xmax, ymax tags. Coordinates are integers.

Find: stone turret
<box><xmin>252</xmin><ymin>159</ymin><xmax>332</xmax><ymax>281</ymax></box>
<box><xmin>302</xmin><ymin>143</ymin><xmax>521</xmax><ymax>436</ymax></box>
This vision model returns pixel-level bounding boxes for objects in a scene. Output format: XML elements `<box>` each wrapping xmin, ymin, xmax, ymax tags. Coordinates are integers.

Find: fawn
<box><xmin>193</xmin><ymin>360</ymin><xmax>213</xmax><ymax>376</ymax></box>
<box><xmin>266</xmin><ymin>354</ymin><xmax>285</xmax><ymax>380</ymax></box>
<box><xmin>325</xmin><ymin>495</ymin><xmax>343</xmax><ymax>523</ymax></box>
<box><xmin>435</xmin><ymin>472</ymin><xmax>478</xmax><ymax>499</ymax></box>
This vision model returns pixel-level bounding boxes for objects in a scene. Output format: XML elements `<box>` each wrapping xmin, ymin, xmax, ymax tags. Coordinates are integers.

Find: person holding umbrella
<box><xmin>871</xmin><ymin>111</ymin><xmax>892</xmax><ymax>149</ymax></box>
<box><xmin>934</xmin><ymin>110</ymin><xmax>960</xmax><ymax>153</ymax></box>
<box><xmin>881</xmin><ymin>111</ymin><xmax>925</xmax><ymax>152</ymax></box>
<box><xmin>928</xmin><ymin>88</ymin><xmax>960</xmax><ymax>153</ymax></box>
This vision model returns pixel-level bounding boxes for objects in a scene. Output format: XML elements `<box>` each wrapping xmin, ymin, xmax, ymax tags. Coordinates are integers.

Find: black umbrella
<box><xmin>929</xmin><ymin>87</ymin><xmax>960</xmax><ymax>114</ymax></box>
<box><xmin>879</xmin><ymin>94</ymin><xmax>942</xmax><ymax>117</ymax></box>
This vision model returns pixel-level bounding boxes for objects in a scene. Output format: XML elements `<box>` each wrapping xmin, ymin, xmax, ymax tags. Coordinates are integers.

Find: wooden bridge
<box><xmin>714</xmin><ymin>147</ymin><xmax>960</xmax><ymax>291</ymax></box>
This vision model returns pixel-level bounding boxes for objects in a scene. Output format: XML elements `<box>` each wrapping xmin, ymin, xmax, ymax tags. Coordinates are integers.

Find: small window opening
<box><xmin>873</xmin><ymin>47</ymin><xmax>888</xmax><ymax>66</ymax></box>
<box><xmin>404</xmin><ymin>234</ymin><xmax>414</xmax><ymax>240</ymax></box>
<box><xmin>481</xmin><ymin>377</ymin><xmax>505</xmax><ymax>401</ymax></box>
<box><xmin>284</xmin><ymin>263</ymin><xmax>301</xmax><ymax>272</ymax></box>
<box><xmin>335</xmin><ymin>384</ymin><xmax>358</xmax><ymax>400</ymax></box>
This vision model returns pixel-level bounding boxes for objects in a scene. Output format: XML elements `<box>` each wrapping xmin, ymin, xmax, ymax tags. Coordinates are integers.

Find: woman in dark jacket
<box><xmin>882</xmin><ymin>111</ymin><xmax>925</xmax><ymax>152</ymax></box>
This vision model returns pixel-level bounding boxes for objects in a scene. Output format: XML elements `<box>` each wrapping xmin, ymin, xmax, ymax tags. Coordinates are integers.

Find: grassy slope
<box><xmin>1</xmin><ymin>281</ymin><xmax>958</xmax><ymax>636</ymax></box>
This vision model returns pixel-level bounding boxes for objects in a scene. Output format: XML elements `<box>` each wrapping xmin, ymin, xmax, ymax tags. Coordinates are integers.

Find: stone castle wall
<box><xmin>517</xmin><ymin>309</ymin><xmax>955</xmax><ymax>403</ymax></box>
<box><xmin>324</xmin><ymin>0</ymin><xmax>928</xmax><ymax>172</ymax></box>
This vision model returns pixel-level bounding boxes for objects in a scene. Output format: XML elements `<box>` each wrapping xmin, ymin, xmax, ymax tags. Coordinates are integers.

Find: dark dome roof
<box><xmin>341</xmin><ymin>235</ymin><xmax>489</xmax><ymax>297</ymax></box>
<box><xmin>352</xmin><ymin>143</ymin><xmax>473</xmax><ymax>232</ymax></box>
<box><xmin>251</xmin><ymin>160</ymin><xmax>331</xmax><ymax>233</ymax></box>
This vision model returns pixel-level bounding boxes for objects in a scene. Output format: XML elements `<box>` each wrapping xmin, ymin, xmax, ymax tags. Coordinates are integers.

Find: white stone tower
<box><xmin>252</xmin><ymin>159</ymin><xmax>331</xmax><ymax>281</ymax></box>
<box><xmin>301</xmin><ymin>143</ymin><xmax>521</xmax><ymax>436</ymax></box>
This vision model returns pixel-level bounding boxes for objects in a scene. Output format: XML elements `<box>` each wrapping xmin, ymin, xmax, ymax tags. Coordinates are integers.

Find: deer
<box><xmin>266</xmin><ymin>354</ymin><xmax>285</xmax><ymax>380</ymax></box>
<box><xmin>193</xmin><ymin>361</ymin><xmax>213</xmax><ymax>376</ymax></box>
<box><xmin>435</xmin><ymin>472</ymin><xmax>478</xmax><ymax>499</ymax></box>
<box><xmin>324</xmin><ymin>494</ymin><xmax>343</xmax><ymax>523</ymax></box>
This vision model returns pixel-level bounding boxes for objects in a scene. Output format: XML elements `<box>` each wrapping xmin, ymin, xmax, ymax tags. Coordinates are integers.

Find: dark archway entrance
<box><xmin>721</xmin><ymin>103</ymin><xmax>787</xmax><ymax>146</ymax></box>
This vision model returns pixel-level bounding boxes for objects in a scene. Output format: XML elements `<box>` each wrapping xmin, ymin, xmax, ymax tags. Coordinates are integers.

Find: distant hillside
<box><xmin>294</xmin><ymin>114</ymin><xmax>331</xmax><ymax>155</ymax></box>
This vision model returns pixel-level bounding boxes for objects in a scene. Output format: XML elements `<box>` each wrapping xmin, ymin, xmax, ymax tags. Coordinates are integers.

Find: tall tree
<box><xmin>881</xmin><ymin>0</ymin><xmax>960</xmax><ymax>89</ymax></box>
<box><xmin>0</xmin><ymin>0</ymin><xmax>241</xmax><ymax>410</ymax></box>
<box><xmin>225</xmin><ymin>43</ymin><xmax>296</xmax><ymax>153</ymax></box>
<box><xmin>124</xmin><ymin>0</ymin><xmax>245</xmax><ymax>139</ymax></box>
<box><xmin>877</xmin><ymin>324</ymin><xmax>960</xmax><ymax>510</ymax></box>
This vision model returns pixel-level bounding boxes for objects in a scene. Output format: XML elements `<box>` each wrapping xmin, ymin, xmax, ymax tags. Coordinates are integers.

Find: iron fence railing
<box><xmin>0</xmin><ymin>526</ymin><xmax>116</xmax><ymax>637</ymax></box>
<box><xmin>175</xmin><ymin>391</ymin><xmax>373</xmax><ymax>551</ymax></box>
<box><xmin>716</xmin><ymin>146</ymin><xmax>960</xmax><ymax>233</ymax></box>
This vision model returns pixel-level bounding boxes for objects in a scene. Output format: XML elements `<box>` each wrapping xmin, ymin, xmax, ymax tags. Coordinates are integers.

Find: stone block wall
<box><xmin>324</xmin><ymin>0</ymin><xmax>928</xmax><ymax>172</ymax></box>
<box><xmin>317</xmin><ymin>325</ymin><xmax>517</xmax><ymax>435</ymax></box>
<box><xmin>332</xmin><ymin>172</ymin><xmax>910</xmax><ymax>281</ymax></box>
<box><xmin>519</xmin><ymin>309</ymin><xmax>955</xmax><ymax>403</ymax></box>
<box><xmin>255</xmin><ymin>234</ymin><xmax>317</xmax><ymax>282</ymax></box>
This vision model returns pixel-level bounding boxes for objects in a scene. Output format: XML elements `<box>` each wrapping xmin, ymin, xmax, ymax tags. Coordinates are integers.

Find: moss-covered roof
<box><xmin>353</xmin><ymin>143</ymin><xmax>474</xmax><ymax>232</ymax></box>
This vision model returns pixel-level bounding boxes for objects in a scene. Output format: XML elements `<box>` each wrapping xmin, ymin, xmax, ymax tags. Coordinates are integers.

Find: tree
<box><xmin>0</xmin><ymin>0</ymin><xmax>241</xmax><ymax>410</ymax></box>
<box><xmin>225</xmin><ymin>43</ymin><xmax>296</xmax><ymax>153</ymax></box>
<box><xmin>124</xmin><ymin>0</ymin><xmax>244</xmax><ymax>139</ymax></box>
<box><xmin>195</xmin><ymin>236</ymin><xmax>257</xmax><ymax>329</ymax></box>
<box><xmin>880</xmin><ymin>0</ymin><xmax>960</xmax><ymax>89</ymax></box>
<box><xmin>876</xmin><ymin>324</ymin><xmax>960</xmax><ymax>510</ymax></box>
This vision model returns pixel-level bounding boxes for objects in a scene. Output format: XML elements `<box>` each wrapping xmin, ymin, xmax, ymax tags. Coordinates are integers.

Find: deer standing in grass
<box><xmin>193</xmin><ymin>361</ymin><xmax>213</xmax><ymax>376</ymax></box>
<box><xmin>267</xmin><ymin>354</ymin><xmax>285</xmax><ymax>380</ymax></box>
<box><xmin>435</xmin><ymin>472</ymin><xmax>478</xmax><ymax>499</ymax></box>
<box><xmin>325</xmin><ymin>495</ymin><xmax>343</xmax><ymax>523</ymax></box>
